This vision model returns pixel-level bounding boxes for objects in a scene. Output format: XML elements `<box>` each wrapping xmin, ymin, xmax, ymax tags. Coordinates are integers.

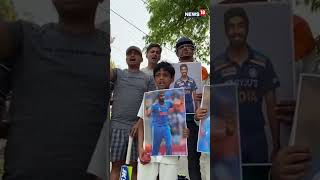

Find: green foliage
<box><xmin>110</xmin><ymin>59</ymin><xmax>117</xmax><ymax>69</ymax></box>
<box><xmin>144</xmin><ymin>0</ymin><xmax>210</xmax><ymax>65</ymax></box>
<box><xmin>303</xmin><ymin>0</ymin><xmax>320</xmax><ymax>12</ymax></box>
<box><xmin>0</xmin><ymin>0</ymin><xmax>16</xmax><ymax>21</ymax></box>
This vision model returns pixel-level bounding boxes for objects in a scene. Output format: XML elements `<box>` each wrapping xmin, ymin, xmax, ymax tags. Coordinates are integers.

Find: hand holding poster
<box><xmin>143</xmin><ymin>88</ymin><xmax>188</xmax><ymax>156</ymax></box>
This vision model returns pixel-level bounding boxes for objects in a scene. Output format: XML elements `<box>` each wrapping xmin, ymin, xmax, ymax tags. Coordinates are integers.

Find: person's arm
<box><xmin>137</xmin><ymin>102</ymin><xmax>145</xmax><ymax>154</ymax></box>
<box><xmin>130</xmin><ymin>118</ymin><xmax>142</xmax><ymax>137</ymax></box>
<box><xmin>174</xmin><ymin>80</ymin><xmax>179</xmax><ymax>88</ymax></box>
<box><xmin>265</xmin><ymin>90</ymin><xmax>280</xmax><ymax>158</ymax></box>
<box><xmin>137</xmin><ymin>118</ymin><xmax>144</xmax><ymax>153</ymax></box>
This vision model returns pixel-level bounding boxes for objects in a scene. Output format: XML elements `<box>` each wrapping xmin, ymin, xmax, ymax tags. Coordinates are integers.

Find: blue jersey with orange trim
<box><xmin>174</xmin><ymin>76</ymin><xmax>197</xmax><ymax>113</ymax></box>
<box><xmin>151</xmin><ymin>101</ymin><xmax>173</xmax><ymax>127</ymax></box>
<box><xmin>212</xmin><ymin>46</ymin><xmax>280</xmax><ymax>134</ymax></box>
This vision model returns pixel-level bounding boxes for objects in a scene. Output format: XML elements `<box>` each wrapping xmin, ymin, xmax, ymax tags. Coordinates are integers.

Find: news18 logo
<box><xmin>185</xmin><ymin>9</ymin><xmax>206</xmax><ymax>17</ymax></box>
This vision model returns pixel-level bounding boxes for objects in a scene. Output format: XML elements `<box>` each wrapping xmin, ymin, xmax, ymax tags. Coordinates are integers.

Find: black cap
<box><xmin>175</xmin><ymin>37</ymin><xmax>194</xmax><ymax>50</ymax></box>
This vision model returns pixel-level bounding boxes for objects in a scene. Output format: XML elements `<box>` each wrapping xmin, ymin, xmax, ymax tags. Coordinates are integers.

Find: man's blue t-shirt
<box><xmin>151</xmin><ymin>101</ymin><xmax>173</xmax><ymax>127</ymax></box>
<box><xmin>174</xmin><ymin>76</ymin><xmax>197</xmax><ymax>113</ymax></box>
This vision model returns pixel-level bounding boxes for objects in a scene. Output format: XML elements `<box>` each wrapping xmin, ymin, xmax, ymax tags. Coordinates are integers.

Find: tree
<box><xmin>144</xmin><ymin>0</ymin><xmax>210</xmax><ymax>65</ymax></box>
<box><xmin>303</xmin><ymin>0</ymin><xmax>320</xmax><ymax>12</ymax></box>
<box><xmin>0</xmin><ymin>0</ymin><xmax>16</xmax><ymax>21</ymax></box>
<box><xmin>110</xmin><ymin>59</ymin><xmax>117</xmax><ymax>69</ymax></box>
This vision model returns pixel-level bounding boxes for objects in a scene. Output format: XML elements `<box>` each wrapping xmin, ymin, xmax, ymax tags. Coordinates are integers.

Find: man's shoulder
<box><xmin>8</xmin><ymin>20</ymin><xmax>41</xmax><ymax>38</ymax></box>
<box><xmin>141</xmin><ymin>67</ymin><xmax>149</xmax><ymax>71</ymax></box>
<box><xmin>175</xmin><ymin>78</ymin><xmax>183</xmax><ymax>83</ymax></box>
<box><xmin>187</xmin><ymin>76</ymin><xmax>196</xmax><ymax>83</ymax></box>
<box><xmin>166</xmin><ymin>101</ymin><xmax>173</xmax><ymax>105</ymax></box>
<box><xmin>212</xmin><ymin>53</ymin><xmax>229</xmax><ymax>71</ymax></box>
<box><xmin>249</xmin><ymin>49</ymin><xmax>271</xmax><ymax>68</ymax></box>
<box><xmin>138</xmin><ymin>71</ymin><xmax>155</xmax><ymax>84</ymax></box>
<box><xmin>151</xmin><ymin>103</ymin><xmax>159</xmax><ymax>108</ymax></box>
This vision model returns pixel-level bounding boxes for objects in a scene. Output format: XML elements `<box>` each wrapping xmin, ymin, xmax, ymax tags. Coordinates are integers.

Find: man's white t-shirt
<box><xmin>141</xmin><ymin>67</ymin><xmax>154</xmax><ymax>76</ymax></box>
<box><xmin>137</xmin><ymin>100</ymin><xmax>179</xmax><ymax>165</ymax></box>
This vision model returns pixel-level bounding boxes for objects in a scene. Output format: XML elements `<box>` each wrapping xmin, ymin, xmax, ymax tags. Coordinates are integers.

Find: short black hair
<box><xmin>180</xmin><ymin>64</ymin><xmax>188</xmax><ymax>70</ymax></box>
<box><xmin>146</xmin><ymin>43</ymin><xmax>162</xmax><ymax>54</ymax></box>
<box><xmin>153</xmin><ymin>62</ymin><xmax>175</xmax><ymax>78</ymax></box>
<box><xmin>224</xmin><ymin>7</ymin><xmax>249</xmax><ymax>30</ymax></box>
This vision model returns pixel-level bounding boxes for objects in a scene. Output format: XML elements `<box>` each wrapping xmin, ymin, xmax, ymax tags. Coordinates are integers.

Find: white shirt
<box><xmin>137</xmin><ymin>100</ymin><xmax>179</xmax><ymax>165</ymax></box>
<box><xmin>141</xmin><ymin>67</ymin><xmax>154</xmax><ymax>76</ymax></box>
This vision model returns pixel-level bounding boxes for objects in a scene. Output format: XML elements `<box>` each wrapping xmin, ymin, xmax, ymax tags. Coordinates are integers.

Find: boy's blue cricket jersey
<box><xmin>151</xmin><ymin>101</ymin><xmax>173</xmax><ymax>126</ymax></box>
<box><xmin>174</xmin><ymin>76</ymin><xmax>197</xmax><ymax>113</ymax></box>
<box><xmin>212</xmin><ymin>46</ymin><xmax>280</xmax><ymax>139</ymax></box>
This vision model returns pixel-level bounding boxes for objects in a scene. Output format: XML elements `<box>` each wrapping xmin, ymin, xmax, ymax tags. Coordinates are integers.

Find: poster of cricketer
<box><xmin>170</xmin><ymin>62</ymin><xmax>202</xmax><ymax>114</ymax></box>
<box><xmin>211</xmin><ymin>84</ymin><xmax>243</xmax><ymax>180</ymax></box>
<box><xmin>197</xmin><ymin>85</ymin><xmax>210</xmax><ymax>153</ymax></box>
<box><xmin>143</xmin><ymin>88</ymin><xmax>188</xmax><ymax>156</ymax></box>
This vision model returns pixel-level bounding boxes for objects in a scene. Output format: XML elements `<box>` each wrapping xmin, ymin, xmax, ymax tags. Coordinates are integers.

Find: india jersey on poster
<box><xmin>170</xmin><ymin>62</ymin><xmax>202</xmax><ymax>114</ymax></box>
<box><xmin>143</xmin><ymin>88</ymin><xmax>188</xmax><ymax>156</ymax></box>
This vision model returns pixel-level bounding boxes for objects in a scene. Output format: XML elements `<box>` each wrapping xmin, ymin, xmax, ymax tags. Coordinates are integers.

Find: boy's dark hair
<box><xmin>180</xmin><ymin>63</ymin><xmax>188</xmax><ymax>70</ymax></box>
<box><xmin>153</xmin><ymin>62</ymin><xmax>175</xmax><ymax>78</ymax></box>
<box><xmin>224</xmin><ymin>7</ymin><xmax>249</xmax><ymax>30</ymax></box>
<box><xmin>146</xmin><ymin>43</ymin><xmax>162</xmax><ymax>54</ymax></box>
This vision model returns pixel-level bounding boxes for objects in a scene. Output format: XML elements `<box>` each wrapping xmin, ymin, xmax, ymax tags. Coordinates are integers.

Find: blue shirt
<box><xmin>212</xmin><ymin>46</ymin><xmax>280</xmax><ymax>135</ymax></box>
<box><xmin>151</xmin><ymin>101</ymin><xmax>173</xmax><ymax>127</ymax></box>
<box><xmin>174</xmin><ymin>76</ymin><xmax>197</xmax><ymax>113</ymax></box>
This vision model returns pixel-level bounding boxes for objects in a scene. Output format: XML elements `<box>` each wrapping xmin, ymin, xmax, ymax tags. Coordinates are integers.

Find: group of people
<box><xmin>107</xmin><ymin>36</ymin><xmax>210</xmax><ymax>180</ymax></box>
<box><xmin>0</xmin><ymin>0</ymin><xmax>318</xmax><ymax>180</ymax></box>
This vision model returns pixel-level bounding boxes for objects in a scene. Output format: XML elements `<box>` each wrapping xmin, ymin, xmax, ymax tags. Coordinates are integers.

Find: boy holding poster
<box><xmin>137</xmin><ymin>62</ymin><xmax>189</xmax><ymax>180</ymax></box>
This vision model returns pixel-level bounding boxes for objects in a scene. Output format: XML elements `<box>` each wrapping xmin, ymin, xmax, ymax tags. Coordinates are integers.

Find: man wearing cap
<box><xmin>109</xmin><ymin>46</ymin><xmax>156</xmax><ymax>180</ymax></box>
<box><xmin>212</xmin><ymin>7</ymin><xmax>280</xmax><ymax>164</ymax></box>
<box><xmin>175</xmin><ymin>37</ymin><xmax>210</xmax><ymax>180</ymax></box>
<box><xmin>141</xmin><ymin>43</ymin><xmax>162</xmax><ymax>76</ymax></box>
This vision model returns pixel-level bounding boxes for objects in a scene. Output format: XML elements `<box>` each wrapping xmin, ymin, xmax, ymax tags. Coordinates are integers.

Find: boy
<box><xmin>109</xmin><ymin>46</ymin><xmax>156</xmax><ymax>180</ymax></box>
<box><xmin>137</xmin><ymin>62</ymin><xmax>189</xmax><ymax>180</ymax></box>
